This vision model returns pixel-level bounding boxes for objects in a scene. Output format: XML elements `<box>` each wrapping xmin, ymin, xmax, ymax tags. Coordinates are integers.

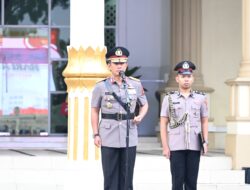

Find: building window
<box><xmin>48</xmin><ymin>0</ymin><xmax>70</xmax><ymax>135</ymax></box>
<box><xmin>51</xmin><ymin>0</ymin><xmax>70</xmax><ymax>26</ymax></box>
<box><xmin>105</xmin><ymin>0</ymin><xmax>116</xmax><ymax>51</ymax></box>
<box><xmin>4</xmin><ymin>0</ymin><xmax>49</xmax><ymax>25</ymax></box>
<box><xmin>0</xmin><ymin>27</ymin><xmax>49</xmax><ymax>136</ymax></box>
<box><xmin>0</xmin><ymin>1</ymin><xmax>2</xmax><ymax>25</ymax></box>
<box><xmin>0</xmin><ymin>0</ymin><xmax>116</xmax><ymax>136</ymax></box>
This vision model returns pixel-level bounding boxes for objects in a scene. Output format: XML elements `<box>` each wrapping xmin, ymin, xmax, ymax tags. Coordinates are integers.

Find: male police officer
<box><xmin>91</xmin><ymin>46</ymin><xmax>148</xmax><ymax>190</ymax></box>
<box><xmin>160</xmin><ymin>61</ymin><xmax>208</xmax><ymax>190</ymax></box>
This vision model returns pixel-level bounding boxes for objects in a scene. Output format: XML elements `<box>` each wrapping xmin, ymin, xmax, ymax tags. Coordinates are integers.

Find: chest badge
<box><xmin>106</xmin><ymin>102</ymin><xmax>113</xmax><ymax>109</ymax></box>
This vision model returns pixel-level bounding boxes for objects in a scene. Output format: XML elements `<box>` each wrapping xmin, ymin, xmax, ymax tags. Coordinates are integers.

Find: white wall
<box><xmin>117</xmin><ymin>0</ymin><xmax>171</xmax><ymax>135</ymax></box>
<box><xmin>202</xmin><ymin>0</ymin><xmax>242</xmax><ymax>126</ymax></box>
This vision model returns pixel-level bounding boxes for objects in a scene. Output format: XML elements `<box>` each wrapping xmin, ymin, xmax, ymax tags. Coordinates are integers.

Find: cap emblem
<box><xmin>115</xmin><ymin>48</ymin><xmax>123</xmax><ymax>56</ymax></box>
<box><xmin>182</xmin><ymin>62</ymin><xmax>189</xmax><ymax>69</ymax></box>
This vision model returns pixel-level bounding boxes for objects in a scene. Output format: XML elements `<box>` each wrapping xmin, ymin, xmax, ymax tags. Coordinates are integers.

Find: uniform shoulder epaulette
<box><xmin>166</xmin><ymin>91</ymin><xmax>177</xmax><ymax>95</ymax></box>
<box><xmin>129</xmin><ymin>76</ymin><xmax>140</xmax><ymax>82</ymax></box>
<box><xmin>96</xmin><ymin>78</ymin><xmax>107</xmax><ymax>84</ymax></box>
<box><xmin>194</xmin><ymin>90</ymin><xmax>206</xmax><ymax>95</ymax></box>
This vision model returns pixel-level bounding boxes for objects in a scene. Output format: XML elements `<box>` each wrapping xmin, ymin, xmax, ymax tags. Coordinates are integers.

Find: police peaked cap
<box><xmin>106</xmin><ymin>46</ymin><xmax>130</xmax><ymax>63</ymax></box>
<box><xmin>174</xmin><ymin>61</ymin><xmax>196</xmax><ymax>75</ymax></box>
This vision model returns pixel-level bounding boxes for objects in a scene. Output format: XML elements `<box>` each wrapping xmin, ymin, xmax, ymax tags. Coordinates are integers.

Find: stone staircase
<box><xmin>137</xmin><ymin>137</ymin><xmax>250</xmax><ymax>190</ymax></box>
<box><xmin>0</xmin><ymin>137</ymin><xmax>249</xmax><ymax>190</ymax></box>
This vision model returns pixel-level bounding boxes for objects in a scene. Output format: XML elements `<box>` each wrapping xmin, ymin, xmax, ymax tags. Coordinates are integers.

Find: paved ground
<box><xmin>1</xmin><ymin>148</ymin><xmax>250</xmax><ymax>190</ymax></box>
<box><xmin>0</xmin><ymin>149</ymin><xmax>67</xmax><ymax>156</ymax></box>
<box><xmin>0</xmin><ymin>148</ymin><xmax>225</xmax><ymax>157</ymax></box>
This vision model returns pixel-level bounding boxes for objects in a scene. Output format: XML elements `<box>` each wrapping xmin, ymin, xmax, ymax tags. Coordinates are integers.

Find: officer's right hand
<box><xmin>94</xmin><ymin>136</ymin><xmax>101</xmax><ymax>147</ymax></box>
<box><xmin>162</xmin><ymin>146</ymin><xmax>171</xmax><ymax>159</ymax></box>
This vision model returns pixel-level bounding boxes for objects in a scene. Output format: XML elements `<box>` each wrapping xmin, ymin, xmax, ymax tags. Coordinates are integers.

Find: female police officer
<box><xmin>160</xmin><ymin>61</ymin><xmax>208</xmax><ymax>190</ymax></box>
<box><xmin>91</xmin><ymin>46</ymin><xmax>148</xmax><ymax>190</ymax></box>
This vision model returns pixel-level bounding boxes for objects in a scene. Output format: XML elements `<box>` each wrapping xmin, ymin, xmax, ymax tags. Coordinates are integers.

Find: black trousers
<box><xmin>101</xmin><ymin>146</ymin><xmax>136</xmax><ymax>190</ymax></box>
<box><xmin>170</xmin><ymin>150</ymin><xmax>201</xmax><ymax>190</ymax></box>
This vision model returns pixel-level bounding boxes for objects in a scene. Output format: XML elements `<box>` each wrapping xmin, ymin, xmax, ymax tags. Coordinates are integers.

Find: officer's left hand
<box><xmin>133</xmin><ymin>115</ymin><xmax>142</xmax><ymax>125</ymax></box>
<box><xmin>202</xmin><ymin>143</ymin><xmax>208</xmax><ymax>155</ymax></box>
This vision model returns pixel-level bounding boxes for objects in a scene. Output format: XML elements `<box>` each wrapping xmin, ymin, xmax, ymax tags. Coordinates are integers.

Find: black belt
<box><xmin>102</xmin><ymin>113</ymin><xmax>135</xmax><ymax>121</ymax></box>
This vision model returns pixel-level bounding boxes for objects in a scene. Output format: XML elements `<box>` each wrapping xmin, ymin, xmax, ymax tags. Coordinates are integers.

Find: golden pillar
<box><xmin>63</xmin><ymin>47</ymin><xmax>110</xmax><ymax>161</ymax></box>
<box><xmin>225</xmin><ymin>0</ymin><xmax>250</xmax><ymax>169</ymax></box>
<box><xmin>63</xmin><ymin>1</ymin><xmax>110</xmax><ymax>161</ymax></box>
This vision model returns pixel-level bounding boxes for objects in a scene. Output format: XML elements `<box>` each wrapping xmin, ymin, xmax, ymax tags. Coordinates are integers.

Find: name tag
<box><xmin>128</xmin><ymin>89</ymin><xmax>136</xmax><ymax>94</ymax></box>
<box><xmin>105</xmin><ymin>92</ymin><xmax>112</xmax><ymax>95</ymax></box>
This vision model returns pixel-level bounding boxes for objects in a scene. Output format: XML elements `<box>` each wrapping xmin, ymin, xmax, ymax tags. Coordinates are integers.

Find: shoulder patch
<box><xmin>96</xmin><ymin>78</ymin><xmax>107</xmax><ymax>84</ymax></box>
<box><xmin>194</xmin><ymin>90</ymin><xmax>206</xmax><ymax>95</ymax></box>
<box><xmin>129</xmin><ymin>76</ymin><xmax>140</xmax><ymax>82</ymax></box>
<box><xmin>166</xmin><ymin>91</ymin><xmax>177</xmax><ymax>95</ymax></box>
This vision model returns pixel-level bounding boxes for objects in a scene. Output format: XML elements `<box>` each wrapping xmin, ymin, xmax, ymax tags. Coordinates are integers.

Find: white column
<box><xmin>63</xmin><ymin>0</ymin><xmax>110</xmax><ymax>161</ymax></box>
<box><xmin>167</xmin><ymin>0</ymin><xmax>207</xmax><ymax>88</ymax></box>
<box><xmin>164</xmin><ymin>0</ymin><xmax>213</xmax><ymax>112</ymax></box>
<box><xmin>70</xmin><ymin>0</ymin><xmax>104</xmax><ymax>49</ymax></box>
<box><xmin>63</xmin><ymin>1</ymin><xmax>109</xmax><ymax>189</ymax></box>
<box><xmin>225</xmin><ymin>0</ymin><xmax>250</xmax><ymax>169</ymax></box>
<box><xmin>239</xmin><ymin>0</ymin><xmax>250</xmax><ymax>77</ymax></box>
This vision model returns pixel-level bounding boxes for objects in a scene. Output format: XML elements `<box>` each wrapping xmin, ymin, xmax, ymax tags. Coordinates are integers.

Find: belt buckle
<box><xmin>116</xmin><ymin>113</ymin><xmax>123</xmax><ymax>121</ymax></box>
